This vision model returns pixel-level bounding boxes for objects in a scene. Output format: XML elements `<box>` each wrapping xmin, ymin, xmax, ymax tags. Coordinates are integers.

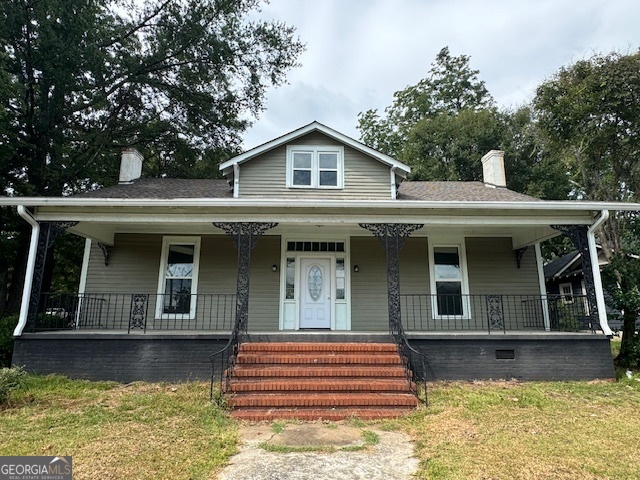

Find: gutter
<box><xmin>15</xmin><ymin>206</ymin><xmax>40</xmax><ymax>337</ymax></box>
<box><xmin>587</xmin><ymin>210</ymin><xmax>612</xmax><ymax>337</ymax></box>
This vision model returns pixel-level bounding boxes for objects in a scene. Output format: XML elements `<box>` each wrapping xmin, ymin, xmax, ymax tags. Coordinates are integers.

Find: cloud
<box><xmin>244</xmin><ymin>0</ymin><xmax>640</xmax><ymax>147</ymax></box>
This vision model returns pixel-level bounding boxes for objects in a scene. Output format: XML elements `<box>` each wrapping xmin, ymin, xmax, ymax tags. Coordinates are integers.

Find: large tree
<box><xmin>0</xmin><ymin>0</ymin><xmax>304</xmax><ymax>313</ymax></box>
<box><xmin>358</xmin><ymin>47</ymin><xmax>570</xmax><ymax>199</ymax></box>
<box><xmin>534</xmin><ymin>51</ymin><xmax>640</xmax><ymax>366</ymax></box>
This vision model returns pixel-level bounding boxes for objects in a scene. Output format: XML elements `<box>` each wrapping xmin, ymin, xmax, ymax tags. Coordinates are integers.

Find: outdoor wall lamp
<box><xmin>353</xmin><ymin>265</ymin><xmax>359</xmax><ymax>273</ymax></box>
<box><xmin>272</xmin><ymin>264</ymin><xmax>278</xmax><ymax>272</ymax></box>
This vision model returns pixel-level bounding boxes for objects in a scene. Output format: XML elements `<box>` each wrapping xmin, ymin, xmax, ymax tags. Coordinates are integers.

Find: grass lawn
<box><xmin>2</xmin><ymin>340</ymin><xmax>639</xmax><ymax>479</ymax></box>
<box><xmin>0</xmin><ymin>376</ymin><xmax>236</xmax><ymax>479</ymax></box>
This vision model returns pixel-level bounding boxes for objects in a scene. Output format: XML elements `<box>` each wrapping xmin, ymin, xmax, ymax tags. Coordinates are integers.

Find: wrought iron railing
<box><xmin>400</xmin><ymin>293</ymin><xmax>595</xmax><ymax>333</ymax></box>
<box><xmin>390</xmin><ymin>313</ymin><xmax>429</xmax><ymax>405</ymax></box>
<box><xmin>32</xmin><ymin>292</ymin><xmax>237</xmax><ymax>332</ymax></box>
<box><xmin>209</xmin><ymin>303</ymin><xmax>247</xmax><ymax>404</ymax></box>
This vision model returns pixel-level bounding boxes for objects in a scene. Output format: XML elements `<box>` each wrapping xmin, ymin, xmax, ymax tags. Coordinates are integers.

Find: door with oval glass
<box><xmin>299</xmin><ymin>258</ymin><xmax>331</xmax><ymax>329</ymax></box>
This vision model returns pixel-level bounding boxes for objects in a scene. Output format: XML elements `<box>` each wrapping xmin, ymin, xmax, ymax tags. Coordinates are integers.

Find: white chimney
<box><xmin>481</xmin><ymin>150</ymin><xmax>506</xmax><ymax>188</ymax></box>
<box><xmin>119</xmin><ymin>148</ymin><xmax>144</xmax><ymax>184</ymax></box>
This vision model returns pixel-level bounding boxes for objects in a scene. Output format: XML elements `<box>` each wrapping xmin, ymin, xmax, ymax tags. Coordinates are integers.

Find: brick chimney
<box><xmin>119</xmin><ymin>148</ymin><xmax>144</xmax><ymax>184</ymax></box>
<box><xmin>481</xmin><ymin>150</ymin><xmax>506</xmax><ymax>188</ymax></box>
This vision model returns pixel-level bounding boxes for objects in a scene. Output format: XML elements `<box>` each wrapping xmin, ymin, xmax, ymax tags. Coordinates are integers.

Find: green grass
<box><xmin>0</xmin><ymin>375</ymin><xmax>236</xmax><ymax>479</ymax></box>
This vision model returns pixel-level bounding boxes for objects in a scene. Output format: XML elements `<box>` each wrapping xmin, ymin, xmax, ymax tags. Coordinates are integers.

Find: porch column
<box><xmin>359</xmin><ymin>223</ymin><xmax>423</xmax><ymax>334</ymax></box>
<box><xmin>26</xmin><ymin>221</ymin><xmax>79</xmax><ymax>332</ymax></box>
<box><xmin>213</xmin><ymin>223</ymin><xmax>278</xmax><ymax>333</ymax></box>
<box><xmin>551</xmin><ymin>225</ymin><xmax>599</xmax><ymax>329</ymax></box>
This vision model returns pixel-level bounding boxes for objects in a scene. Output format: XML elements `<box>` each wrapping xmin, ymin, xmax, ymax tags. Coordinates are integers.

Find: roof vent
<box><xmin>481</xmin><ymin>150</ymin><xmax>506</xmax><ymax>188</ymax></box>
<box><xmin>119</xmin><ymin>148</ymin><xmax>144</xmax><ymax>184</ymax></box>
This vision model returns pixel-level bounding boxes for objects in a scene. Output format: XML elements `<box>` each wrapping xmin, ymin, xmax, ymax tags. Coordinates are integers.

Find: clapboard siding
<box><xmin>350</xmin><ymin>236</ymin><xmax>430</xmax><ymax>331</ymax></box>
<box><xmin>239</xmin><ymin>131</ymin><xmax>392</xmax><ymax>199</ymax></box>
<box><xmin>247</xmin><ymin>236</ymin><xmax>281</xmax><ymax>331</ymax></box>
<box><xmin>466</xmin><ymin>237</ymin><xmax>539</xmax><ymax>295</ymax></box>
<box><xmin>83</xmin><ymin>234</ymin><xmax>280</xmax><ymax>331</ymax></box>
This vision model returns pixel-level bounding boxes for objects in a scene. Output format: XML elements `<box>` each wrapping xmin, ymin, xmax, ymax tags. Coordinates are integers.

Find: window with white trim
<box><xmin>156</xmin><ymin>237</ymin><xmax>201</xmax><ymax>319</ymax></box>
<box><xmin>429</xmin><ymin>242</ymin><xmax>470</xmax><ymax>318</ymax></box>
<box><xmin>286</xmin><ymin>145</ymin><xmax>344</xmax><ymax>188</ymax></box>
<box><xmin>559</xmin><ymin>283</ymin><xmax>573</xmax><ymax>304</ymax></box>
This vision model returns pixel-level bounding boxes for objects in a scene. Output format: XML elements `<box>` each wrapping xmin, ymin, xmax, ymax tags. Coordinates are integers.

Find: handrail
<box><xmin>390</xmin><ymin>315</ymin><xmax>429</xmax><ymax>405</ymax></box>
<box><xmin>209</xmin><ymin>308</ymin><xmax>246</xmax><ymax>403</ymax></box>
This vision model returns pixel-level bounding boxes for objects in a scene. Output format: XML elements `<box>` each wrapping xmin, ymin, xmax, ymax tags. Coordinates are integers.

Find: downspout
<box><xmin>390</xmin><ymin>166</ymin><xmax>398</xmax><ymax>199</ymax></box>
<box><xmin>15</xmin><ymin>206</ymin><xmax>40</xmax><ymax>337</ymax></box>
<box><xmin>587</xmin><ymin>210</ymin><xmax>612</xmax><ymax>337</ymax></box>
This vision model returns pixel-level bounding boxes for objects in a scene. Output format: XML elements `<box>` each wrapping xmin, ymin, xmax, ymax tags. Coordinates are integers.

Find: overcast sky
<box><xmin>242</xmin><ymin>0</ymin><xmax>640</xmax><ymax>148</ymax></box>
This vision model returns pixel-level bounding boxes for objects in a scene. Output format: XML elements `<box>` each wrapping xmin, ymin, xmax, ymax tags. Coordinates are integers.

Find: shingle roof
<box><xmin>543</xmin><ymin>251</ymin><xmax>579</xmax><ymax>279</ymax></box>
<box><xmin>76</xmin><ymin>178</ymin><xmax>538</xmax><ymax>202</ymax></box>
<box><xmin>79</xmin><ymin>178</ymin><xmax>233</xmax><ymax>199</ymax></box>
<box><xmin>397</xmin><ymin>182</ymin><xmax>539</xmax><ymax>202</ymax></box>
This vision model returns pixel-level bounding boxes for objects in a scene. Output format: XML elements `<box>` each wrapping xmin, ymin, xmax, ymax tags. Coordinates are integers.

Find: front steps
<box><xmin>227</xmin><ymin>342</ymin><xmax>419</xmax><ymax>421</ymax></box>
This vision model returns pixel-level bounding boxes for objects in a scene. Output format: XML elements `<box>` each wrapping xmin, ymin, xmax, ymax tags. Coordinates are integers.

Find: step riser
<box><xmin>225</xmin><ymin>342</ymin><xmax>418</xmax><ymax>420</ymax></box>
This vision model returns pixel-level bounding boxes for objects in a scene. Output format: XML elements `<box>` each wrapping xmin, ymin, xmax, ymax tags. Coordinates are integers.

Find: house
<box><xmin>3</xmin><ymin>122</ymin><xmax>637</xmax><ymax>418</ymax></box>
<box><xmin>544</xmin><ymin>248</ymin><xmax>611</xmax><ymax>331</ymax></box>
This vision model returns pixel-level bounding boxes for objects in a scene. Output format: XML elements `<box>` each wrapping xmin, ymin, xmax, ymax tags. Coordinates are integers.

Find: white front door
<box><xmin>299</xmin><ymin>258</ymin><xmax>331</xmax><ymax>329</ymax></box>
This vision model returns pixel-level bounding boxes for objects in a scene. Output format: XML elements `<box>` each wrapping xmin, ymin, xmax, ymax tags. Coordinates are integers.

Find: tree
<box><xmin>0</xmin><ymin>0</ymin><xmax>304</xmax><ymax>314</ymax></box>
<box><xmin>534</xmin><ymin>51</ymin><xmax>640</xmax><ymax>366</ymax></box>
<box><xmin>358</xmin><ymin>47</ymin><xmax>493</xmax><ymax>159</ymax></box>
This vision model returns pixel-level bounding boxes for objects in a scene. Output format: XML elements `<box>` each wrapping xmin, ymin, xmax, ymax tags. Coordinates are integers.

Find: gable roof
<box><xmin>219</xmin><ymin>121</ymin><xmax>411</xmax><ymax>177</ymax></box>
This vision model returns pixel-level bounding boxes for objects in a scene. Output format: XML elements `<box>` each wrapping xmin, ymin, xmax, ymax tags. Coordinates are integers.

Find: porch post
<box><xmin>26</xmin><ymin>221</ymin><xmax>79</xmax><ymax>332</ymax></box>
<box><xmin>534</xmin><ymin>243</ymin><xmax>551</xmax><ymax>331</ymax></box>
<box><xmin>213</xmin><ymin>223</ymin><xmax>278</xmax><ymax>332</ymax></box>
<box><xmin>551</xmin><ymin>225</ymin><xmax>599</xmax><ymax>330</ymax></box>
<box><xmin>359</xmin><ymin>224</ymin><xmax>423</xmax><ymax>334</ymax></box>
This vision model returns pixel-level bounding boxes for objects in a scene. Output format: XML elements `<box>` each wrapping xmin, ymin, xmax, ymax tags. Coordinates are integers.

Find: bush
<box><xmin>0</xmin><ymin>365</ymin><xmax>26</xmax><ymax>404</ymax></box>
<box><xmin>0</xmin><ymin>315</ymin><xmax>19</xmax><ymax>368</ymax></box>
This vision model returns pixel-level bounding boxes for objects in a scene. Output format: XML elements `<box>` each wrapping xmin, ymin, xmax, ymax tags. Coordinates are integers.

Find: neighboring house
<box><xmin>544</xmin><ymin>248</ymin><xmax>612</xmax><ymax>331</ymax></box>
<box><xmin>3</xmin><ymin>122</ymin><xmax>637</xmax><ymax>391</ymax></box>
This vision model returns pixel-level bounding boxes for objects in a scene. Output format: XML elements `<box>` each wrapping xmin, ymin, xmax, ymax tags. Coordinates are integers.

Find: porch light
<box><xmin>272</xmin><ymin>264</ymin><xmax>278</xmax><ymax>272</ymax></box>
<box><xmin>353</xmin><ymin>265</ymin><xmax>359</xmax><ymax>273</ymax></box>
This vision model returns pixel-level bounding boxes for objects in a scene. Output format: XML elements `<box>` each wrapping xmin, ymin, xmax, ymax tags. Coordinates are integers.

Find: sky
<box><xmin>242</xmin><ymin>0</ymin><xmax>640</xmax><ymax>148</ymax></box>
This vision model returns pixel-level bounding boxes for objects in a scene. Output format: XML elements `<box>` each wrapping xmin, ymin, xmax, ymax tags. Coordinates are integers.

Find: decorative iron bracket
<box><xmin>515</xmin><ymin>247</ymin><xmax>528</xmax><ymax>269</ymax></box>
<box><xmin>27</xmin><ymin>221</ymin><xmax>79</xmax><ymax>331</ymax></box>
<box><xmin>213</xmin><ymin>222</ymin><xmax>278</xmax><ymax>333</ymax></box>
<box><xmin>98</xmin><ymin>243</ymin><xmax>112</xmax><ymax>266</ymax></box>
<box><xmin>551</xmin><ymin>224</ymin><xmax>598</xmax><ymax>328</ymax></box>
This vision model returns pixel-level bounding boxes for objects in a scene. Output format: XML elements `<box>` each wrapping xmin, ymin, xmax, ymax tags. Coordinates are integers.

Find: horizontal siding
<box><xmin>466</xmin><ymin>237</ymin><xmax>539</xmax><ymax>295</ymax></box>
<box><xmin>247</xmin><ymin>236</ymin><xmax>281</xmax><ymax>331</ymax></box>
<box><xmin>239</xmin><ymin>131</ymin><xmax>392</xmax><ymax>199</ymax></box>
<box><xmin>83</xmin><ymin>233</ymin><xmax>279</xmax><ymax>331</ymax></box>
<box><xmin>350</xmin><ymin>236</ymin><xmax>429</xmax><ymax>331</ymax></box>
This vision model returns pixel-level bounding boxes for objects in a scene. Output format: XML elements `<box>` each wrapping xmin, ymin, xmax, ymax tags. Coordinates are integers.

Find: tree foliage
<box><xmin>534</xmin><ymin>51</ymin><xmax>640</xmax><ymax>366</ymax></box>
<box><xmin>0</xmin><ymin>0</ymin><xmax>304</xmax><ymax>313</ymax></box>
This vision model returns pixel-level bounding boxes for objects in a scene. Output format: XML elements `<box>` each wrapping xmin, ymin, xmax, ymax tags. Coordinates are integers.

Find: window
<box><xmin>285</xmin><ymin>258</ymin><xmax>296</xmax><ymax>300</ymax></box>
<box><xmin>286</xmin><ymin>146</ymin><xmax>344</xmax><ymax>189</ymax></box>
<box><xmin>157</xmin><ymin>237</ymin><xmax>201</xmax><ymax>319</ymax></box>
<box><xmin>559</xmin><ymin>283</ymin><xmax>573</xmax><ymax>304</ymax></box>
<box><xmin>429</xmin><ymin>242</ymin><xmax>470</xmax><ymax>318</ymax></box>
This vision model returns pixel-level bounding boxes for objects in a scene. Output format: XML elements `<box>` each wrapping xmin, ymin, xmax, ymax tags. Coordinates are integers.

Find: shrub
<box><xmin>0</xmin><ymin>315</ymin><xmax>19</xmax><ymax>368</ymax></box>
<box><xmin>0</xmin><ymin>365</ymin><xmax>26</xmax><ymax>404</ymax></box>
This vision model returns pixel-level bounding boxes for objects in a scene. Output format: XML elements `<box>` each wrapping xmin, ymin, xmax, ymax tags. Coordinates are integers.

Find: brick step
<box><xmin>229</xmin><ymin>392</ymin><xmax>419</xmax><ymax>408</ymax></box>
<box><xmin>237</xmin><ymin>353</ymin><xmax>401</xmax><ymax>365</ymax></box>
<box><xmin>230</xmin><ymin>407</ymin><xmax>414</xmax><ymax>421</ymax></box>
<box><xmin>239</xmin><ymin>342</ymin><xmax>398</xmax><ymax>353</ymax></box>
<box><xmin>228</xmin><ymin>378</ymin><xmax>412</xmax><ymax>393</ymax></box>
<box><xmin>232</xmin><ymin>365</ymin><xmax>407</xmax><ymax>378</ymax></box>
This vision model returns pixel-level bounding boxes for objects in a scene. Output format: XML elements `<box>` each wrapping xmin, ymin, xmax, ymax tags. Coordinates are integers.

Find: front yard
<box><xmin>1</xmin><ymin>349</ymin><xmax>639</xmax><ymax>479</ymax></box>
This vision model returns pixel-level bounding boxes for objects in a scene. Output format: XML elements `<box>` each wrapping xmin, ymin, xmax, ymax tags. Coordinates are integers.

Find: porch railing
<box><xmin>32</xmin><ymin>292</ymin><xmax>237</xmax><ymax>332</ymax></box>
<box><xmin>400</xmin><ymin>294</ymin><xmax>596</xmax><ymax>333</ymax></box>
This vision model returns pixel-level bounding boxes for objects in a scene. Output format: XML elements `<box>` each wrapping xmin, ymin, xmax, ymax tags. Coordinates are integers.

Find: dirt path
<box><xmin>216</xmin><ymin>423</ymin><xmax>419</xmax><ymax>480</ymax></box>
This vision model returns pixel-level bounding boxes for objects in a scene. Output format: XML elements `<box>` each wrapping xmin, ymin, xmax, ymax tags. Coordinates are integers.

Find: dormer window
<box><xmin>286</xmin><ymin>145</ymin><xmax>344</xmax><ymax>189</ymax></box>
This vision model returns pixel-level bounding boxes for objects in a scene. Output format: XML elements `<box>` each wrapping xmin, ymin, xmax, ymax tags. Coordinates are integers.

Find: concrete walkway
<box><xmin>217</xmin><ymin>423</ymin><xmax>419</xmax><ymax>480</ymax></box>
